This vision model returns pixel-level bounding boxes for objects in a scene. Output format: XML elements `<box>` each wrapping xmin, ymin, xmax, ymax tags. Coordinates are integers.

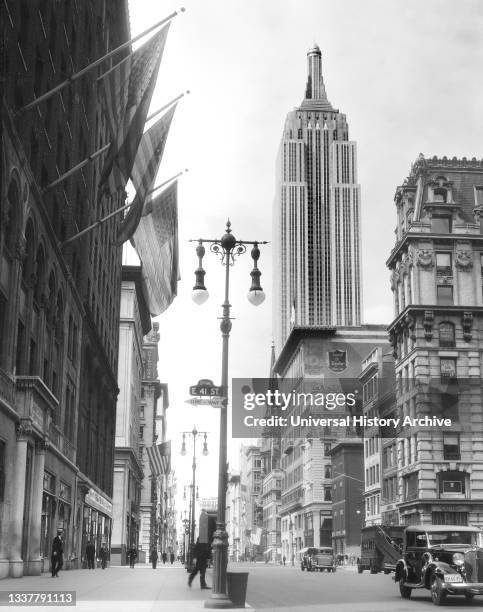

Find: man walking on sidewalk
<box><xmin>188</xmin><ymin>538</ymin><xmax>210</xmax><ymax>590</ymax></box>
<box><xmin>51</xmin><ymin>530</ymin><xmax>63</xmax><ymax>578</ymax></box>
<box><xmin>127</xmin><ymin>547</ymin><xmax>137</xmax><ymax>568</ymax></box>
<box><xmin>85</xmin><ymin>541</ymin><xmax>96</xmax><ymax>570</ymax></box>
<box><xmin>150</xmin><ymin>547</ymin><xmax>158</xmax><ymax>569</ymax></box>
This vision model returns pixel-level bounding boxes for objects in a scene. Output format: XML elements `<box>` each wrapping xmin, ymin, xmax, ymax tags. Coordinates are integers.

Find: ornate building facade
<box><xmin>387</xmin><ymin>155</ymin><xmax>483</xmax><ymax>526</ymax></box>
<box><xmin>273</xmin><ymin>45</ymin><xmax>362</xmax><ymax>354</ymax></box>
<box><xmin>0</xmin><ymin>0</ymin><xmax>129</xmax><ymax>577</ymax></box>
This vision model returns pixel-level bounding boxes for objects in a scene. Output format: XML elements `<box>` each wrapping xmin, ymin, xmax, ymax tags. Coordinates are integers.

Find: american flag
<box><xmin>131</xmin><ymin>181</ymin><xmax>179</xmax><ymax>316</ymax></box>
<box><xmin>146</xmin><ymin>441</ymin><xmax>171</xmax><ymax>477</ymax></box>
<box><xmin>98</xmin><ymin>24</ymin><xmax>170</xmax><ymax>198</ymax></box>
<box><xmin>115</xmin><ymin>103</ymin><xmax>177</xmax><ymax>245</ymax></box>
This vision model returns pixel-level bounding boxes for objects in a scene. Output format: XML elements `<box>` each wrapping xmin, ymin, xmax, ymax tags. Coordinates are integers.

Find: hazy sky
<box><xmin>127</xmin><ymin>0</ymin><xmax>483</xmax><ymax>522</ymax></box>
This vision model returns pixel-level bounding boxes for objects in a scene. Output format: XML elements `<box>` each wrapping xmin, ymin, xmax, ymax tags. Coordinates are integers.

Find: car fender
<box><xmin>394</xmin><ymin>560</ymin><xmax>408</xmax><ymax>582</ymax></box>
<box><xmin>424</xmin><ymin>562</ymin><xmax>459</xmax><ymax>589</ymax></box>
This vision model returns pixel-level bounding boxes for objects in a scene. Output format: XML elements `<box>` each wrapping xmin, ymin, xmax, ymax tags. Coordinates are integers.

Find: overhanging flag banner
<box><xmin>98</xmin><ymin>24</ymin><xmax>170</xmax><ymax>198</ymax></box>
<box><xmin>116</xmin><ymin>104</ymin><xmax>177</xmax><ymax>245</ymax></box>
<box><xmin>146</xmin><ymin>440</ymin><xmax>171</xmax><ymax>477</ymax></box>
<box><xmin>131</xmin><ymin>181</ymin><xmax>179</xmax><ymax>315</ymax></box>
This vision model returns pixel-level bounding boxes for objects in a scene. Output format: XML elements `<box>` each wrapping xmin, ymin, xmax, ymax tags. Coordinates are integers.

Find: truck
<box><xmin>358</xmin><ymin>525</ymin><xmax>405</xmax><ymax>574</ymax></box>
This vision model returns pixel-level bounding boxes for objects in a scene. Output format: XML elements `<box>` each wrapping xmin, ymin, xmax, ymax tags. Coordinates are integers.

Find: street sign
<box><xmin>185</xmin><ymin>397</ymin><xmax>226</xmax><ymax>407</ymax></box>
<box><xmin>189</xmin><ymin>382</ymin><xmax>224</xmax><ymax>397</ymax></box>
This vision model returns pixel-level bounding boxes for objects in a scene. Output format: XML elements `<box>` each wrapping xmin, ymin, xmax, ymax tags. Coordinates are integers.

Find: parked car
<box><xmin>394</xmin><ymin>525</ymin><xmax>483</xmax><ymax>605</ymax></box>
<box><xmin>299</xmin><ymin>547</ymin><xmax>336</xmax><ymax>572</ymax></box>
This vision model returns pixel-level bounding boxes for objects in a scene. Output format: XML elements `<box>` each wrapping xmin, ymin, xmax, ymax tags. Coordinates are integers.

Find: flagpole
<box><xmin>16</xmin><ymin>9</ymin><xmax>185</xmax><ymax>116</ymax></box>
<box><xmin>43</xmin><ymin>144</ymin><xmax>110</xmax><ymax>192</ymax></box>
<box><xmin>60</xmin><ymin>170</ymin><xmax>186</xmax><ymax>248</ymax></box>
<box><xmin>43</xmin><ymin>92</ymin><xmax>189</xmax><ymax>192</ymax></box>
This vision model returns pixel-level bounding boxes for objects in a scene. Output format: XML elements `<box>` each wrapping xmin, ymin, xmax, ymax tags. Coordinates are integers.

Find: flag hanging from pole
<box><xmin>115</xmin><ymin>103</ymin><xmax>177</xmax><ymax>245</ymax></box>
<box><xmin>98</xmin><ymin>24</ymin><xmax>170</xmax><ymax>198</ymax></box>
<box><xmin>131</xmin><ymin>181</ymin><xmax>179</xmax><ymax>316</ymax></box>
<box><xmin>146</xmin><ymin>440</ymin><xmax>171</xmax><ymax>477</ymax></box>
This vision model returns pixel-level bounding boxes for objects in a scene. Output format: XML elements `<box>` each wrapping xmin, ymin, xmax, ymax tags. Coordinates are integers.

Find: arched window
<box><xmin>433</xmin><ymin>187</ymin><xmax>447</xmax><ymax>203</ymax></box>
<box><xmin>439</xmin><ymin>322</ymin><xmax>455</xmax><ymax>348</ymax></box>
<box><xmin>33</xmin><ymin>245</ymin><xmax>45</xmax><ymax>305</ymax></box>
<box><xmin>22</xmin><ymin>219</ymin><xmax>36</xmax><ymax>285</ymax></box>
<box><xmin>55</xmin><ymin>291</ymin><xmax>64</xmax><ymax>342</ymax></box>
<box><xmin>5</xmin><ymin>179</ymin><xmax>20</xmax><ymax>253</ymax></box>
<box><xmin>48</xmin><ymin>271</ymin><xmax>56</xmax><ymax>324</ymax></box>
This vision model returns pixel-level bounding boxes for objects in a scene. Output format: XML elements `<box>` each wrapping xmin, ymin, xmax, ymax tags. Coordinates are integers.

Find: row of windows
<box><xmin>365</xmin><ymin>464</ymin><xmax>380</xmax><ymax>487</ymax></box>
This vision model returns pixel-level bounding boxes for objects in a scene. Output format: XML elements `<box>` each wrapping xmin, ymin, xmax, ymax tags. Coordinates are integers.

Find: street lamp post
<box><xmin>181</xmin><ymin>427</ymin><xmax>208</xmax><ymax>569</ymax></box>
<box><xmin>191</xmin><ymin>220</ymin><xmax>267</xmax><ymax>608</ymax></box>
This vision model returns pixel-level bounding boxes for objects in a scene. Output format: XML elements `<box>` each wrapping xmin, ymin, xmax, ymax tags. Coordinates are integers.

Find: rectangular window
<box><xmin>324</xmin><ymin>486</ymin><xmax>332</xmax><ymax>501</ymax></box>
<box><xmin>442</xmin><ymin>480</ymin><xmax>462</xmax><ymax>493</ymax></box>
<box><xmin>443</xmin><ymin>434</ymin><xmax>460</xmax><ymax>460</ymax></box>
<box><xmin>436</xmin><ymin>252</ymin><xmax>452</xmax><ymax>275</ymax></box>
<box><xmin>437</xmin><ymin>285</ymin><xmax>453</xmax><ymax>305</ymax></box>
<box><xmin>432</xmin><ymin>511</ymin><xmax>468</xmax><ymax>526</ymax></box>
<box><xmin>440</xmin><ymin>357</ymin><xmax>457</xmax><ymax>380</ymax></box>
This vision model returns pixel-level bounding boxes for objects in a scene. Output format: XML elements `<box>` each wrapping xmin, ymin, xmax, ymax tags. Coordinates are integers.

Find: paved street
<box><xmin>1</xmin><ymin>563</ymin><xmax>483</xmax><ymax>611</ymax></box>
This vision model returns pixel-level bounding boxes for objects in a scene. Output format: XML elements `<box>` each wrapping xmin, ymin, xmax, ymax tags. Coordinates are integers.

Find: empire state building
<box><xmin>273</xmin><ymin>45</ymin><xmax>362</xmax><ymax>354</ymax></box>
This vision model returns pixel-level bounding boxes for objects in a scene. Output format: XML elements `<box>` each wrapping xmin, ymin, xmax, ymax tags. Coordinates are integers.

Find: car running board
<box><xmin>402</xmin><ymin>582</ymin><xmax>424</xmax><ymax>588</ymax></box>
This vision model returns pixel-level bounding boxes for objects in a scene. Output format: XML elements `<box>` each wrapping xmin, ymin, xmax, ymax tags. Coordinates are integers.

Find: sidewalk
<box><xmin>0</xmin><ymin>563</ymin><xmax>252</xmax><ymax>611</ymax></box>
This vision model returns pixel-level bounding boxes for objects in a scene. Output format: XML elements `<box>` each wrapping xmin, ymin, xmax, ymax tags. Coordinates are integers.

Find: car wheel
<box><xmin>399</xmin><ymin>578</ymin><xmax>412</xmax><ymax>600</ymax></box>
<box><xmin>370</xmin><ymin>565</ymin><xmax>378</xmax><ymax>574</ymax></box>
<box><xmin>384</xmin><ymin>569</ymin><xmax>391</xmax><ymax>575</ymax></box>
<box><xmin>357</xmin><ymin>564</ymin><xmax>363</xmax><ymax>574</ymax></box>
<box><xmin>430</xmin><ymin>575</ymin><xmax>447</xmax><ymax>606</ymax></box>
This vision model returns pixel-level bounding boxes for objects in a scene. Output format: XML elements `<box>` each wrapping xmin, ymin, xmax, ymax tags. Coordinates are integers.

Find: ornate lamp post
<box><xmin>181</xmin><ymin>427</ymin><xmax>209</xmax><ymax>568</ymax></box>
<box><xmin>191</xmin><ymin>220</ymin><xmax>267</xmax><ymax>608</ymax></box>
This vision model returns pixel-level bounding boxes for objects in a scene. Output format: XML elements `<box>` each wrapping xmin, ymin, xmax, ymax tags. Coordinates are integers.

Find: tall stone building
<box><xmin>273</xmin><ymin>45</ymin><xmax>362</xmax><ymax>354</ymax></box>
<box><xmin>387</xmin><ymin>155</ymin><xmax>483</xmax><ymax>526</ymax></box>
<box><xmin>273</xmin><ymin>325</ymin><xmax>387</xmax><ymax>560</ymax></box>
<box><xmin>138</xmin><ymin>323</ymin><xmax>169</xmax><ymax>560</ymax></box>
<box><xmin>112</xmin><ymin>266</ymin><xmax>150</xmax><ymax>564</ymax></box>
<box><xmin>0</xmin><ymin>1</ymin><xmax>128</xmax><ymax>577</ymax></box>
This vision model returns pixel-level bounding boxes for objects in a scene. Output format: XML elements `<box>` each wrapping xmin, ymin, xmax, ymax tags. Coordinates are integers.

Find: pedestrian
<box><xmin>127</xmin><ymin>547</ymin><xmax>137</xmax><ymax>568</ymax></box>
<box><xmin>150</xmin><ymin>547</ymin><xmax>158</xmax><ymax>569</ymax></box>
<box><xmin>170</xmin><ymin>552</ymin><xmax>175</xmax><ymax>565</ymax></box>
<box><xmin>99</xmin><ymin>544</ymin><xmax>108</xmax><ymax>569</ymax></box>
<box><xmin>85</xmin><ymin>540</ymin><xmax>96</xmax><ymax>569</ymax></box>
<box><xmin>283</xmin><ymin>555</ymin><xmax>286</xmax><ymax>566</ymax></box>
<box><xmin>188</xmin><ymin>538</ymin><xmax>210</xmax><ymax>590</ymax></box>
<box><xmin>51</xmin><ymin>529</ymin><xmax>63</xmax><ymax>578</ymax></box>
<box><xmin>162</xmin><ymin>551</ymin><xmax>167</xmax><ymax>564</ymax></box>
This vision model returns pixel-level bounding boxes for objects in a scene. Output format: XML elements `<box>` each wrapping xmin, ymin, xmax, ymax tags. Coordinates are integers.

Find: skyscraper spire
<box><xmin>304</xmin><ymin>44</ymin><xmax>329</xmax><ymax>102</ymax></box>
<box><xmin>273</xmin><ymin>48</ymin><xmax>361</xmax><ymax>353</ymax></box>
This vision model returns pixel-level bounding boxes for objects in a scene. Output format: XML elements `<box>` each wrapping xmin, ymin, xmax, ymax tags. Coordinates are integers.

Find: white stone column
<box><xmin>26</xmin><ymin>440</ymin><xmax>47</xmax><ymax>575</ymax></box>
<box><xmin>313</xmin><ymin>509</ymin><xmax>321</xmax><ymax>547</ymax></box>
<box><xmin>9</xmin><ymin>424</ymin><xmax>29</xmax><ymax>578</ymax></box>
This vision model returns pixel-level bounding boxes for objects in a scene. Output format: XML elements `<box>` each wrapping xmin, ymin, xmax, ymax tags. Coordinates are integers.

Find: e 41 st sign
<box><xmin>189</xmin><ymin>381</ymin><xmax>224</xmax><ymax>397</ymax></box>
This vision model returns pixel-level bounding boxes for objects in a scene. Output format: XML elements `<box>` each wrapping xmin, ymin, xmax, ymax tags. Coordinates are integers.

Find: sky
<box><xmin>127</xmin><ymin>0</ymin><xmax>483</xmax><ymax>528</ymax></box>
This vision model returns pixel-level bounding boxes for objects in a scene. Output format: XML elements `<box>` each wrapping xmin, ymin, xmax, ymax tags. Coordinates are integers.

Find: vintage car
<box><xmin>394</xmin><ymin>525</ymin><xmax>483</xmax><ymax>605</ymax></box>
<box><xmin>312</xmin><ymin>547</ymin><xmax>336</xmax><ymax>572</ymax></box>
<box><xmin>300</xmin><ymin>547</ymin><xmax>336</xmax><ymax>572</ymax></box>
